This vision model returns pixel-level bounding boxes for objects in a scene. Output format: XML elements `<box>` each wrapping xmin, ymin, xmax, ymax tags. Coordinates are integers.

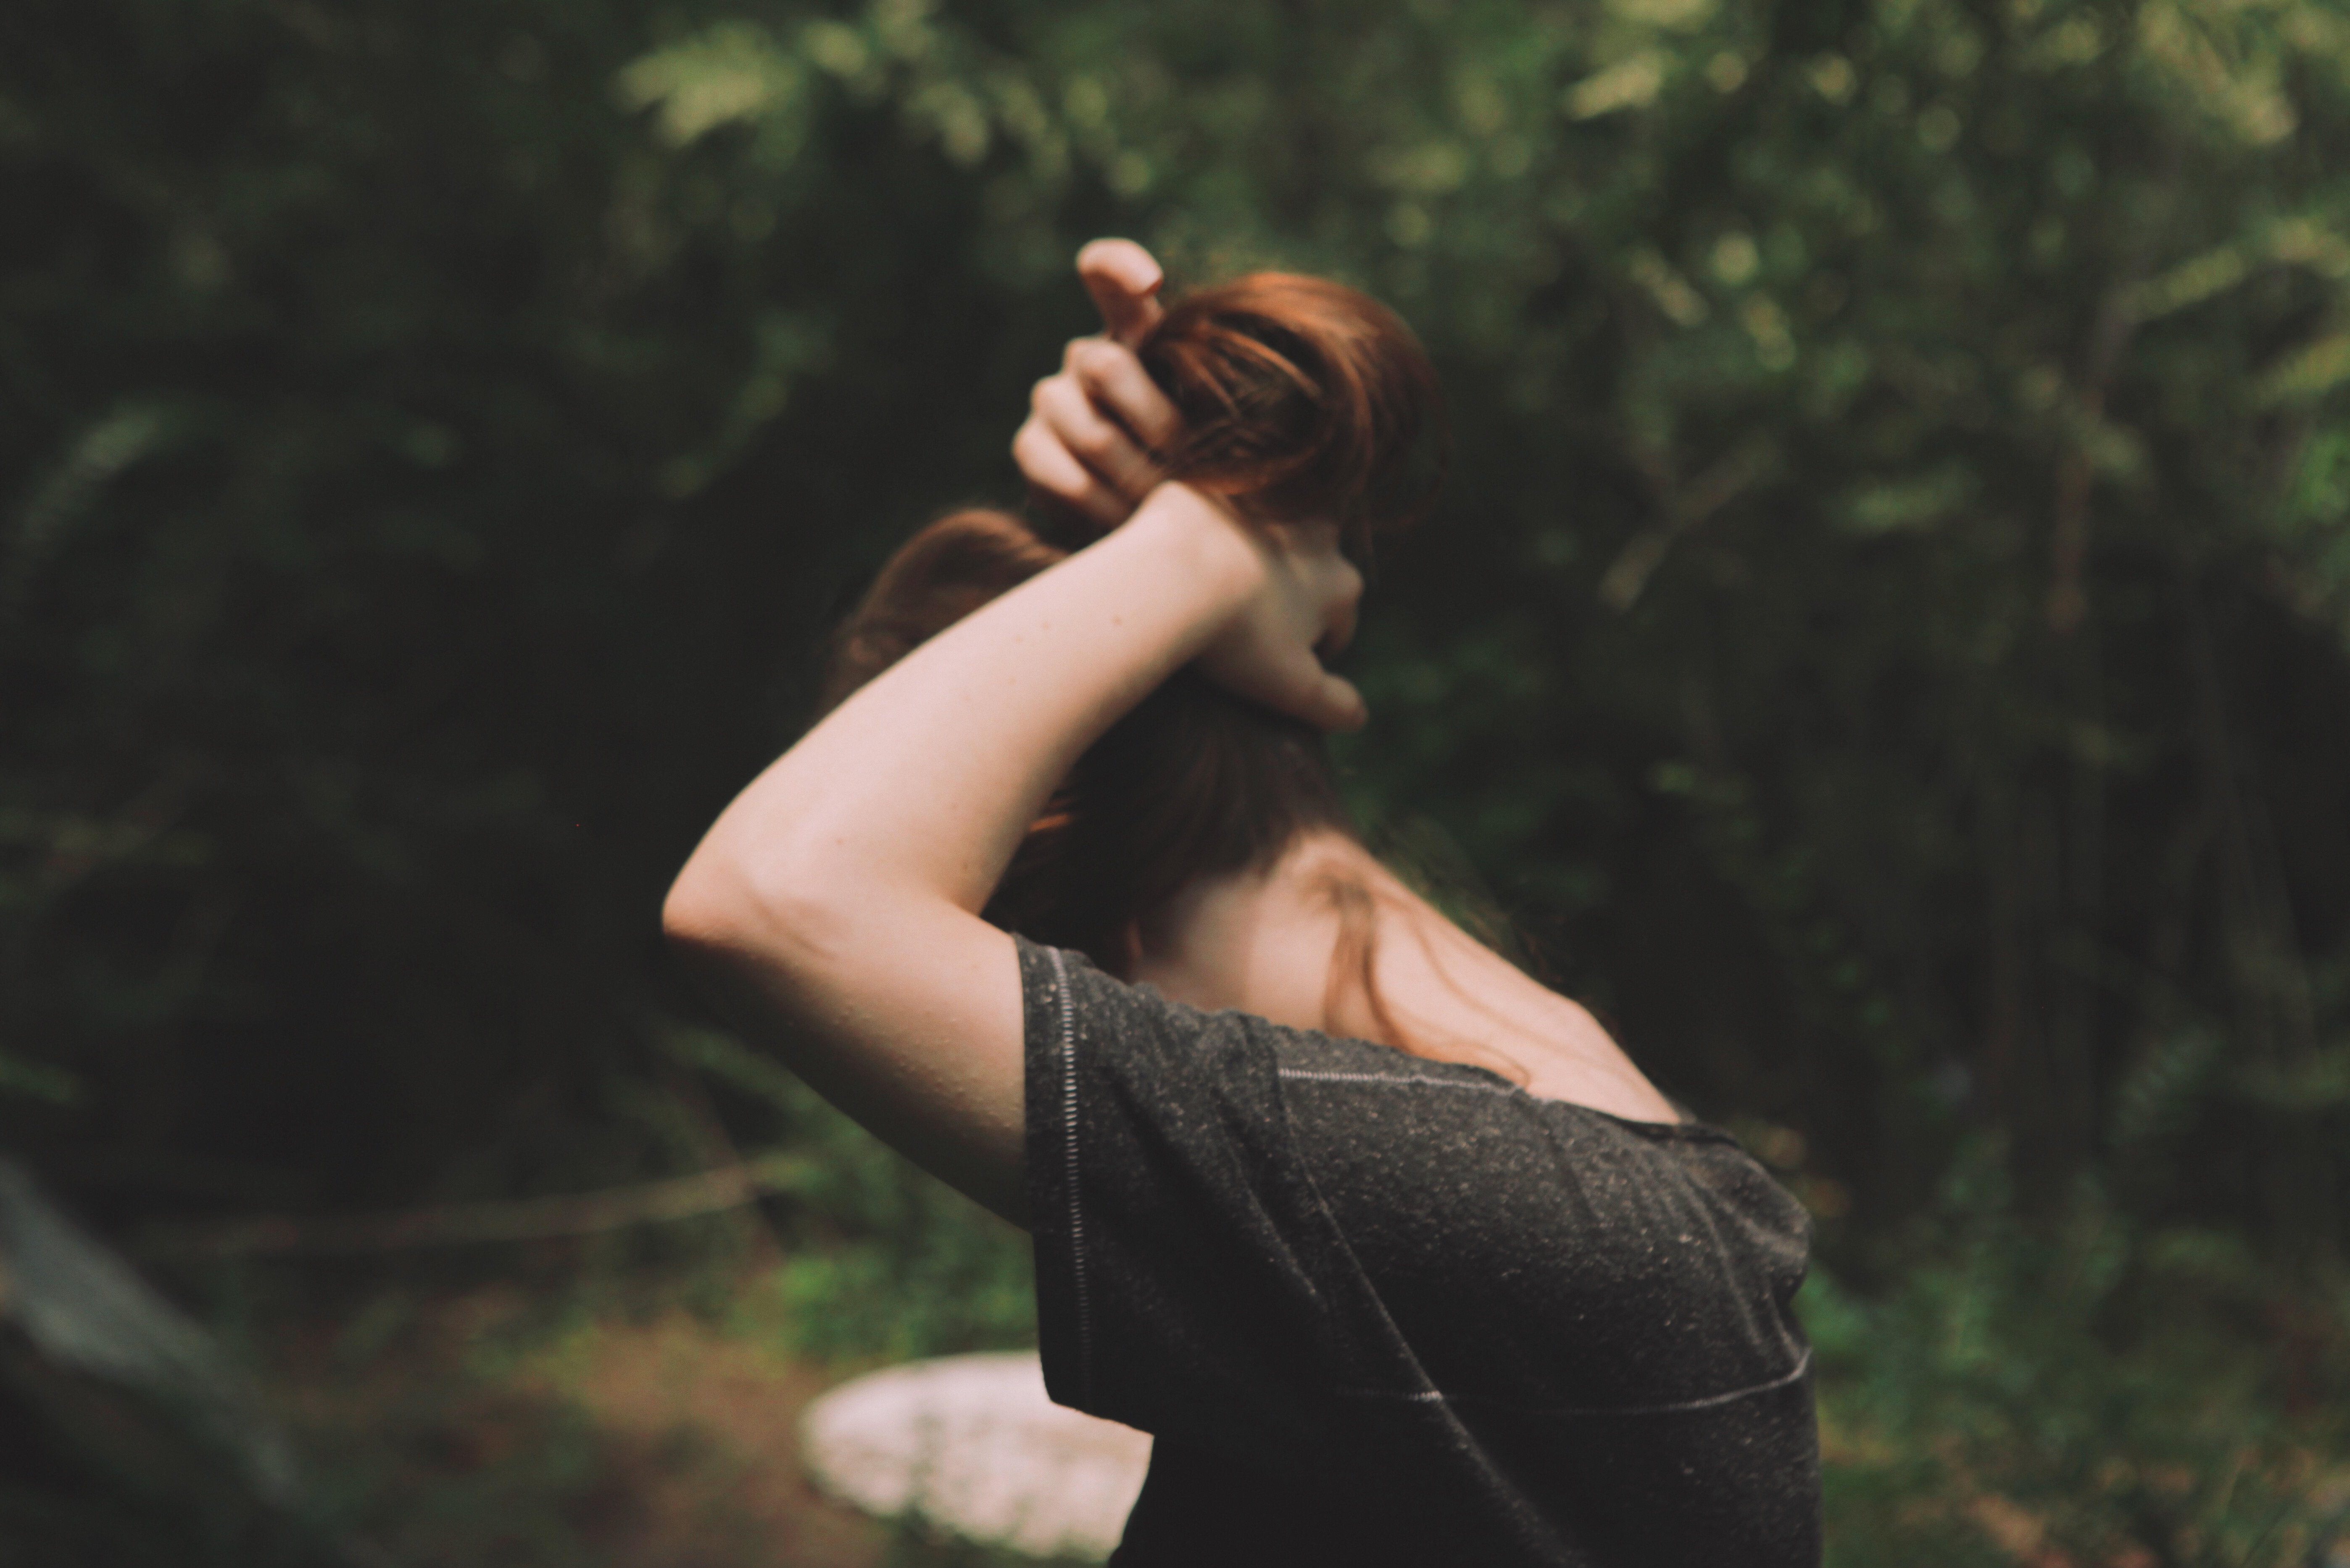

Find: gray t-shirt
<box><xmin>1017</xmin><ymin>934</ymin><xmax>1821</xmax><ymax>1567</ymax></box>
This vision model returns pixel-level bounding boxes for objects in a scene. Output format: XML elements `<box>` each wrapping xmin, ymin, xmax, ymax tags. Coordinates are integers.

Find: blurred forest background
<box><xmin>4</xmin><ymin>0</ymin><xmax>2350</xmax><ymax>1562</ymax></box>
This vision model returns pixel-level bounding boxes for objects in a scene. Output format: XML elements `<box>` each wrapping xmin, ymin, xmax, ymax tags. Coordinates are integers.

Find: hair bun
<box><xmin>1141</xmin><ymin>272</ymin><xmax>1448</xmax><ymax>547</ymax></box>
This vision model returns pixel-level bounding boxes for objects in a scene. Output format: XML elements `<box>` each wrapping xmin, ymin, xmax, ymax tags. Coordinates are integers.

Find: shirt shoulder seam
<box><xmin>1275</xmin><ymin>1068</ymin><xmax>1514</xmax><ymax>1092</ymax></box>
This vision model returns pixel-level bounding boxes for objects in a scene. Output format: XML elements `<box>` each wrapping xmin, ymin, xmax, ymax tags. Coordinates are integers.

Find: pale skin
<box><xmin>663</xmin><ymin>240</ymin><xmax>1675</xmax><ymax>1232</ymax></box>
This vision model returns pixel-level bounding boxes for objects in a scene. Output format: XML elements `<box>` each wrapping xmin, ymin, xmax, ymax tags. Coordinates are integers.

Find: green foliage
<box><xmin>5</xmin><ymin>0</ymin><xmax>2350</xmax><ymax>1550</ymax></box>
<box><xmin>675</xmin><ymin>1027</ymin><xmax>1036</xmax><ymax>1363</ymax></box>
<box><xmin>7</xmin><ymin>0</ymin><xmax>2347</xmax><ymax>1227</ymax></box>
<box><xmin>1810</xmin><ymin>1141</ymin><xmax>2350</xmax><ymax>1565</ymax></box>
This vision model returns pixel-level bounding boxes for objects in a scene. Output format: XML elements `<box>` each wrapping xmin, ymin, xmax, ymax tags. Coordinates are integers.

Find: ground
<box><xmin>266</xmin><ymin>1275</ymin><xmax>1062</xmax><ymax>1568</ymax></box>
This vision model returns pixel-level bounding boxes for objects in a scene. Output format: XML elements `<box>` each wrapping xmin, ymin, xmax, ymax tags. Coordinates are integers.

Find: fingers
<box><xmin>1032</xmin><ymin>369</ymin><xmax>1162</xmax><ymax>502</ymax></box>
<box><xmin>1267</xmin><ymin>516</ymin><xmax>1363</xmax><ymax>656</ymax></box>
<box><xmin>1017</xmin><ymin>238</ymin><xmax>1177</xmax><ymax>533</ymax></box>
<box><xmin>1299</xmin><ymin>553</ymin><xmax>1365</xmax><ymax>729</ymax></box>
<box><xmin>1317</xmin><ymin>552</ymin><xmax>1364</xmax><ymax>658</ymax></box>
<box><xmin>1012</xmin><ymin>337</ymin><xmax>1177</xmax><ymax>529</ymax></box>
<box><xmin>1012</xmin><ymin>414</ymin><xmax>1130</xmax><ymax>528</ymax></box>
<box><xmin>1187</xmin><ymin>511</ymin><xmax>1369</xmax><ymax>731</ymax></box>
<box><xmin>1067</xmin><ymin>338</ymin><xmax>1183</xmax><ymax>454</ymax></box>
<box><xmin>1197</xmin><ymin>632</ymin><xmax>1370</xmax><ymax>734</ymax></box>
<box><xmin>1278</xmin><ymin>660</ymin><xmax>1368</xmax><ymax>733</ymax></box>
<box><xmin>1310</xmin><ymin>672</ymin><xmax>1370</xmax><ymax>733</ymax></box>
<box><xmin>1077</xmin><ymin>238</ymin><xmax>1166</xmax><ymax>348</ymax></box>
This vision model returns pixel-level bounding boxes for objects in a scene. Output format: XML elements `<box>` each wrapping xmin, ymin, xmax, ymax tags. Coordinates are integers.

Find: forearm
<box><xmin>668</xmin><ymin>485</ymin><xmax>1259</xmax><ymax>965</ymax></box>
<box><xmin>661</xmin><ymin>474</ymin><xmax>1350</xmax><ymax>1223</ymax></box>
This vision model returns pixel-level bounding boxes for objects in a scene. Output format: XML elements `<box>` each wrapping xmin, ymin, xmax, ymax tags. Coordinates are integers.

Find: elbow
<box><xmin>661</xmin><ymin>842</ymin><xmax>856</xmax><ymax>990</ymax></box>
<box><xmin>660</xmin><ymin>860</ymin><xmax>738</xmax><ymax>959</ymax></box>
<box><xmin>660</xmin><ymin>862</ymin><xmax>746</xmax><ymax>995</ymax></box>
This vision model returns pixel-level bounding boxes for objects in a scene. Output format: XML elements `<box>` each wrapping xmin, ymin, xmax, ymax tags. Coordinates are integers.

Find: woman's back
<box><xmin>1124</xmin><ymin>830</ymin><xmax>1681</xmax><ymax>1123</ymax></box>
<box><xmin>1021</xmin><ymin>937</ymin><xmax>1820</xmax><ymax>1565</ymax></box>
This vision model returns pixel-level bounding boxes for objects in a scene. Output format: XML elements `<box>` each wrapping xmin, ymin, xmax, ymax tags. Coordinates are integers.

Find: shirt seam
<box><xmin>1048</xmin><ymin>946</ymin><xmax>1095</xmax><ymax>1409</ymax></box>
<box><xmin>1277</xmin><ymin>1068</ymin><xmax>1738</xmax><ymax>1143</ymax></box>
<box><xmin>1277</xmin><ymin>1069</ymin><xmax>1514</xmax><ymax>1092</ymax></box>
<box><xmin>1336</xmin><ymin>1345</ymin><xmax>1813</xmax><ymax>1415</ymax></box>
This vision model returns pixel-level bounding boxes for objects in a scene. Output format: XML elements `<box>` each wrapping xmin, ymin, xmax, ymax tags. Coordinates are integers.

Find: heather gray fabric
<box><xmin>1017</xmin><ymin>934</ymin><xmax>1822</xmax><ymax>1567</ymax></box>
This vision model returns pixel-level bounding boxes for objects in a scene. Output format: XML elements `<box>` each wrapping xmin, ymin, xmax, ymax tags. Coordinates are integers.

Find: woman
<box><xmin>664</xmin><ymin>241</ymin><xmax>1821</xmax><ymax>1565</ymax></box>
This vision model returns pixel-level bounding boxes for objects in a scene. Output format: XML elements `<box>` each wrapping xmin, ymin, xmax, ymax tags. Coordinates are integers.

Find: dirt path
<box><xmin>271</xmin><ymin>1284</ymin><xmax>953</xmax><ymax>1568</ymax></box>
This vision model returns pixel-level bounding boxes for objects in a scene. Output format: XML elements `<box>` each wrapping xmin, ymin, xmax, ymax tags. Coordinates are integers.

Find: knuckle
<box><xmin>1015</xmin><ymin>437</ymin><xmax>1075</xmax><ymax>493</ymax></box>
<box><xmin>1072</xmin><ymin>338</ymin><xmax>1120</xmax><ymax>377</ymax></box>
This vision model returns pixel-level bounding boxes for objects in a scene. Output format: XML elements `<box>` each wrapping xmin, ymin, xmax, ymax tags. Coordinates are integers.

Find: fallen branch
<box><xmin>135</xmin><ymin>1151</ymin><xmax>817</xmax><ymax>1258</ymax></box>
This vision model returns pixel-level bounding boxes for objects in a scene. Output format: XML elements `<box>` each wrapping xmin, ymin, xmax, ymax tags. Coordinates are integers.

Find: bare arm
<box><xmin>662</xmin><ymin>484</ymin><xmax>1362</xmax><ymax>1226</ymax></box>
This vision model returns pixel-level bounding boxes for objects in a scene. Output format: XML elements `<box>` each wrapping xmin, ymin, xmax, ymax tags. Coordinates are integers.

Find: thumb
<box><xmin>1078</xmin><ymin>237</ymin><xmax>1166</xmax><ymax>348</ymax></box>
<box><xmin>1296</xmin><ymin>669</ymin><xmax>1369</xmax><ymax>734</ymax></box>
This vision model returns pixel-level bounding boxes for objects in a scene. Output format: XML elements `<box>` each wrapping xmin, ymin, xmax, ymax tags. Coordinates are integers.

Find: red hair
<box><xmin>1141</xmin><ymin>272</ymin><xmax>1445</xmax><ymax>548</ymax></box>
<box><xmin>822</xmin><ymin>272</ymin><xmax>1499</xmax><ymax>1072</ymax></box>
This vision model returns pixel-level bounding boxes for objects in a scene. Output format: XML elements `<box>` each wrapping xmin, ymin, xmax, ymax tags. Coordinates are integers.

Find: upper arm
<box><xmin>663</xmin><ymin>881</ymin><xmax>1029</xmax><ymax>1228</ymax></box>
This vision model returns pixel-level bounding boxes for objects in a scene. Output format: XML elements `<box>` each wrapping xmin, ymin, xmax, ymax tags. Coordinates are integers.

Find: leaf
<box><xmin>615</xmin><ymin>21</ymin><xmax>808</xmax><ymax>148</ymax></box>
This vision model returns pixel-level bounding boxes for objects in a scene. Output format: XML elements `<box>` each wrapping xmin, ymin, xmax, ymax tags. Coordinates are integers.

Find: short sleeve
<box><xmin>1013</xmin><ymin>935</ymin><xmax>1824</xmax><ymax>1567</ymax></box>
<box><xmin>1017</xmin><ymin>935</ymin><xmax>1383</xmax><ymax>1477</ymax></box>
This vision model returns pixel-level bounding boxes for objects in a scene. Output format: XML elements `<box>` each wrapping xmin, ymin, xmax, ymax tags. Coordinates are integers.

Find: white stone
<box><xmin>799</xmin><ymin>1351</ymin><xmax>1153</xmax><ymax>1561</ymax></box>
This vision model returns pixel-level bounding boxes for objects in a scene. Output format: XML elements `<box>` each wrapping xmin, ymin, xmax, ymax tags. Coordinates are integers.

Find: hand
<box><xmin>1143</xmin><ymin>484</ymin><xmax>1369</xmax><ymax>733</ymax></box>
<box><xmin>1013</xmin><ymin>239</ymin><xmax>1185</xmax><ymax>529</ymax></box>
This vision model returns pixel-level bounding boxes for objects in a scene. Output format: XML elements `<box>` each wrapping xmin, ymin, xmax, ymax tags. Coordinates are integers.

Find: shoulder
<box><xmin>1271</xmin><ymin>1041</ymin><xmax>1812</xmax><ymax>1407</ymax></box>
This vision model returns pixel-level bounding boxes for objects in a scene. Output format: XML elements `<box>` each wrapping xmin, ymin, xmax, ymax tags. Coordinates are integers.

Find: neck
<box><xmin>1124</xmin><ymin>830</ymin><xmax>1683</xmax><ymax>1123</ymax></box>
